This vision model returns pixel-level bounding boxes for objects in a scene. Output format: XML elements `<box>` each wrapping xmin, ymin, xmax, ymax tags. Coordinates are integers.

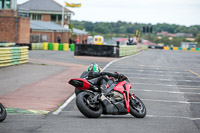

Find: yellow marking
<box><xmin>28</xmin><ymin>110</ymin><xmax>50</xmax><ymax>115</ymax></box>
<box><xmin>189</xmin><ymin>70</ymin><xmax>200</xmax><ymax>77</ymax></box>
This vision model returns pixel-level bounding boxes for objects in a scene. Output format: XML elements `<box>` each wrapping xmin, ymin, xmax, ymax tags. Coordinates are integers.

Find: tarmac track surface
<box><xmin>1</xmin><ymin>50</ymin><xmax>200</xmax><ymax>133</ymax></box>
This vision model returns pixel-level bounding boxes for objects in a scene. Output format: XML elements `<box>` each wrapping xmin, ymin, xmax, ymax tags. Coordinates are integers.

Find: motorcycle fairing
<box><xmin>113</xmin><ymin>81</ymin><xmax>131</xmax><ymax>112</ymax></box>
<box><xmin>69</xmin><ymin>78</ymin><xmax>90</xmax><ymax>90</ymax></box>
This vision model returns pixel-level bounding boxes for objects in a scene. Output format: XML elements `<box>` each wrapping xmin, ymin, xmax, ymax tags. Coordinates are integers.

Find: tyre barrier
<box><xmin>16</xmin><ymin>43</ymin><xmax>32</xmax><ymax>50</ymax></box>
<box><xmin>120</xmin><ymin>45</ymin><xmax>148</xmax><ymax>56</ymax></box>
<box><xmin>0</xmin><ymin>43</ymin><xmax>16</xmax><ymax>47</ymax></box>
<box><xmin>0</xmin><ymin>46</ymin><xmax>29</xmax><ymax>67</ymax></box>
<box><xmin>31</xmin><ymin>43</ymin><xmax>70</xmax><ymax>51</ymax></box>
<box><xmin>32</xmin><ymin>43</ymin><xmax>43</xmax><ymax>50</ymax></box>
<box><xmin>163</xmin><ymin>46</ymin><xmax>200</xmax><ymax>52</ymax></box>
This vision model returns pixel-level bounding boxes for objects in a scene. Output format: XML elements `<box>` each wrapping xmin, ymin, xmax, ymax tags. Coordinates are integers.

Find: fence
<box><xmin>0</xmin><ymin>46</ymin><xmax>29</xmax><ymax>67</ymax></box>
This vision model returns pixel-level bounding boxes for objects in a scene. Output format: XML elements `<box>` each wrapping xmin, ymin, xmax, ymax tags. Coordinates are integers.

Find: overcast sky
<box><xmin>18</xmin><ymin>0</ymin><xmax>200</xmax><ymax>26</ymax></box>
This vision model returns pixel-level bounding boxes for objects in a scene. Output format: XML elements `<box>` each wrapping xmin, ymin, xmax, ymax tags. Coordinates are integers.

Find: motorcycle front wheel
<box><xmin>0</xmin><ymin>103</ymin><xmax>7</xmax><ymax>122</ymax></box>
<box><xmin>76</xmin><ymin>91</ymin><xmax>102</xmax><ymax>118</ymax></box>
<box><xmin>129</xmin><ymin>96</ymin><xmax>146</xmax><ymax>118</ymax></box>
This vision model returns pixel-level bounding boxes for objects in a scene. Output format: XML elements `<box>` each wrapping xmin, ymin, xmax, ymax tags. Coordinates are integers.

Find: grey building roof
<box><xmin>18</xmin><ymin>0</ymin><xmax>73</xmax><ymax>14</ymax></box>
<box><xmin>73</xmin><ymin>28</ymin><xmax>88</xmax><ymax>35</ymax></box>
<box><xmin>30</xmin><ymin>21</ymin><xmax>88</xmax><ymax>35</ymax></box>
<box><xmin>31</xmin><ymin>21</ymin><xmax>70</xmax><ymax>32</ymax></box>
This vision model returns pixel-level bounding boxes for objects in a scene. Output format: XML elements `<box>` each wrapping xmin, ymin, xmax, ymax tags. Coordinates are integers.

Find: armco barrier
<box><xmin>0</xmin><ymin>46</ymin><xmax>29</xmax><ymax>67</ymax></box>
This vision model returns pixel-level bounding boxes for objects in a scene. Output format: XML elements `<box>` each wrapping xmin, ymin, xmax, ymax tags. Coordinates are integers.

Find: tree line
<box><xmin>72</xmin><ymin>20</ymin><xmax>200</xmax><ymax>37</ymax></box>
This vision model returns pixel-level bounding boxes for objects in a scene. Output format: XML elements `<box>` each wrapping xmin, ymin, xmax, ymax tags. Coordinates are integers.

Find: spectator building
<box><xmin>0</xmin><ymin>0</ymin><xmax>88</xmax><ymax>44</ymax></box>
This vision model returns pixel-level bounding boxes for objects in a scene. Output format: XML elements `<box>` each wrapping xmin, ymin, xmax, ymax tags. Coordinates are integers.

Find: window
<box><xmin>5</xmin><ymin>0</ymin><xmax>10</xmax><ymax>9</ymax></box>
<box><xmin>58</xmin><ymin>15</ymin><xmax>62</xmax><ymax>22</ymax></box>
<box><xmin>30</xmin><ymin>14</ymin><xmax>42</xmax><ymax>20</ymax></box>
<box><xmin>0</xmin><ymin>0</ymin><xmax>3</xmax><ymax>9</ymax></box>
<box><xmin>51</xmin><ymin>14</ymin><xmax>57</xmax><ymax>22</ymax></box>
<box><xmin>0</xmin><ymin>0</ymin><xmax>11</xmax><ymax>9</ymax></box>
<box><xmin>51</xmin><ymin>14</ymin><xmax>62</xmax><ymax>23</ymax></box>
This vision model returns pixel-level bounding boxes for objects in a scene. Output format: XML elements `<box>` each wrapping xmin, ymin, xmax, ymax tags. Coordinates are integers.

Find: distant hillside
<box><xmin>72</xmin><ymin>20</ymin><xmax>200</xmax><ymax>37</ymax></box>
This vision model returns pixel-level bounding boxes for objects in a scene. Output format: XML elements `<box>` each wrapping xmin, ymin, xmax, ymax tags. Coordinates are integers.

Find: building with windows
<box><xmin>0</xmin><ymin>0</ymin><xmax>17</xmax><ymax>10</ymax></box>
<box><xmin>18</xmin><ymin>0</ymin><xmax>73</xmax><ymax>25</ymax></box>
<box><xmin>0</xmin><ymin>0</ymin><xmax>30</xmax><ymax>43</ymax></box>
<box><xmin>0</xmin><ymin>0</ymin><xmax>88</xmax><ymax>44</ymax></box>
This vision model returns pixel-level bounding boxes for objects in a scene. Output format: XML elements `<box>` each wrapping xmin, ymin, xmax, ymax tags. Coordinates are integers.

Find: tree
<box><xmin>196</xmin><ymin>34</ymin><xmax>200</xmax><ymax>48</ymax></box>
<box><xmin>175</xmin><ymin>26</ymin><xmax>187</xmax><ymax>33</ymax></box>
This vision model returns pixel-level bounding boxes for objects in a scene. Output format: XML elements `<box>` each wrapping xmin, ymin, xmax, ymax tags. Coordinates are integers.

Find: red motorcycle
<box><xmin>69</xmin><ymin>72</ymin><xmax>146</xmax><ymax>118</ymax></box>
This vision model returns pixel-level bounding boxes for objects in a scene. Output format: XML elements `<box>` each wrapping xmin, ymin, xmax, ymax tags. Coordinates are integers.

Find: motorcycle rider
<box><xmin>87</xmin><ymin>63</ymin><xmax>126</xmax><ymax>94</ymax></box>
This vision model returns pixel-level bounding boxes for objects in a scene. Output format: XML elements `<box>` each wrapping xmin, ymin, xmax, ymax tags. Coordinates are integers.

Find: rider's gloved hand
<box><xmin>118</xmin><ymin>74</ymin><xmax>127</xmax><ymax>81</ymax></box>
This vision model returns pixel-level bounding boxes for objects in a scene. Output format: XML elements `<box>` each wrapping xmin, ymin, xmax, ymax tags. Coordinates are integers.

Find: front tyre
<box><xmin>129</xmin><ymin>96</ymin><xmax>146</xmax><ymax>118</ymax></box>
<box><xmin>76</xmin><ymin>91</ymin><xmax>102</xmax><ymax>118</ymax></box>
<box><xmin>0</xmin><ymin>103</ymin><xmax>7</xmax><ymax>122</ymax></box>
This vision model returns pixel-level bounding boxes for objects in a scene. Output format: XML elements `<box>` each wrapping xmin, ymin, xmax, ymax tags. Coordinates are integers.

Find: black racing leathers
<box><xmin>88</xmin><ymin>71</ymin><xmax>119</xmax><ymax>93</ymax></box>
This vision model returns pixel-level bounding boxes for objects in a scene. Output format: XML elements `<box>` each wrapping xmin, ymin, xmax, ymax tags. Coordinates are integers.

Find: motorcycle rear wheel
<box><xmin>76</xmin><ymin>91</ymin><xmax>102</xmax><ymax>118</ymax></box>
<box><xmin>129</xmin><ymin>96</ymin><xmax>146</xmax><ymax>118</ymax></box>
<box><xmin>0</xmin><ymin>103</ymin><xmax>7</xmax><ymax>122</ymax></box>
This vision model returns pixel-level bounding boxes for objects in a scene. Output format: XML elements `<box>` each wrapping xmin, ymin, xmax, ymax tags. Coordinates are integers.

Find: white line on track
<box><xmin>141</xmin><ymin>98</ymin><xmax>200</xmax><ymax>104</ymax></box>
<box><xmin>53</xmin><ymin>52</ymin><xmax>142</xmax><ymax>115</ymax></box>
<box><xmin>180</xmin><ymin>88</ymin><xmax>200</xmax><ymax>90</ymax></box>
<box><xmin>129</xmin><ymin>77</ymin><xmax>200</xmax><ymax>82</ymax></box>
<box><xmin>106</xmin><ymin>68</ymin><xmax>190</xmax><ymax>74</ymax></box>
<box><xmin>133</xmin><ymin>89</ymin><xmax>200</xmax><ymax>95</ymax></box>
<box><xmin>146</xmin><ymin>115</ymin><xmax>200</xmax><ymax>120</ymax></box>
<box><xmin>59</xmin><ymin>111</ymin><xmax>200</xmax><ymax>120</ymax></box>
<box><xmin>117</xmin><ymin>72</ymin><xmax>200</xmax><ymax>78</ymax></box>
<box><xmin>102</xmin><ymin>52</ymin><xmax>141</xmax><ymax>72</ymax></box>
<box><xmin>53</xmin><ymin>93</ymin><xmax>76</xmax><ymax>115</ymax></box>
<box><xmin>132</xmin><ymin>82</ymin><xmax>199</xmax><ymax>88</ymax></box>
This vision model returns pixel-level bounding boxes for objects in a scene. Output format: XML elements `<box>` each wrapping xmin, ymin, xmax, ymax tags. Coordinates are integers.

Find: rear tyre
<box><xmin>0</xmin><ymin>103</ymin><xmax>7</xmax><ymax>122</ymax></box>
<box><xmin>129</xmin><ymin>96</ymin><xmax>146</xmax><ymax>118</ymax></box>
<box><xmin>76</xmin><ymin>91</ymin><xmax>102</xmax><ymax>118</ymax></box>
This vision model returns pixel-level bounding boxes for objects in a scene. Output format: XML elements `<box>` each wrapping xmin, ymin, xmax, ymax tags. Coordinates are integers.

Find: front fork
<box><xmin>129</xmin><ymin>93</ymin><xmax>138</xmax><ymax>106</ymax></box>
